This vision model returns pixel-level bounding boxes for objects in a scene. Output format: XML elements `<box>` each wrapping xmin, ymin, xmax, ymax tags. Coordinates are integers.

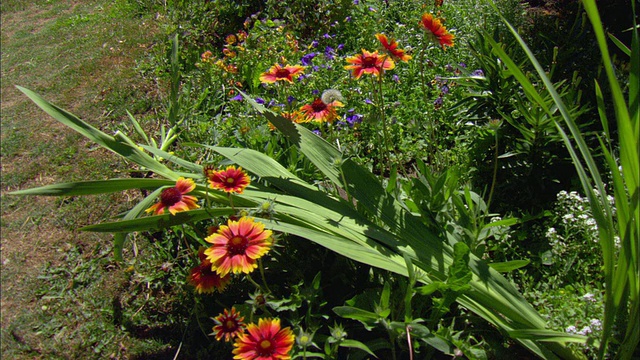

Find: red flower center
<box><xmin>228</xmin><ymin>236</ymin><xmax>248</xmax><ymax>255</ymax></box>
<box><xmin>275</xmin><ymin>69</ymin><xmax>291</xmax><ymax>79</ymax></box>
<box><xmin>258</xmin><ymin>339</ymin><xmax>274</xmax><ymax>355</ymax></box>
<box><xmin>225</xmin><ymin>319</ymin><xmax>237</xmax><ymax>330</ymax></box>
<box><xmin>311</xmin><ymin>98</ymin><xmax>327</xmax><ymax>112</ymax></box>
<box><xmin>362</xmin><ymin>56</ymin><xmax>378</xmax><ymax>68</ymax></box>
<box><xmin>160</xmin><ymin>187</ymin><xmax>182</xmax><ymax>206</ymax></box>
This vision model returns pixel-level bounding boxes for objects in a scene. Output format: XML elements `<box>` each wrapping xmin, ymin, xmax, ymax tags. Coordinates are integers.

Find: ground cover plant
<box><xmin>4</xmin><ymin>0</ymin><xmax>638</xmax><ymax>359</ymax></box>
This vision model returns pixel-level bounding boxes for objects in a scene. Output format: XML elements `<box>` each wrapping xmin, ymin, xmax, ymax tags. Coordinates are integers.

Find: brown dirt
<box><xmin>0</xmin><ymin>0</ymin><xmax>162</xmax><ymax>354</ymax></box>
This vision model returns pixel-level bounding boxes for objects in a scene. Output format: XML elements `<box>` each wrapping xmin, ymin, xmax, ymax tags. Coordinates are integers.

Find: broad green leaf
<box><xmin>338</xmin><ymin>339</ymin><xmax>378</xmax><ymax>358</ymax></box>
<box><xmin>488</xmin><ymin>259</ymin><xmax>531</xmax><ymax>273</ymax></box>
<box><xmin>508</xmin><ymin>330</ymin><xmax>589</xmax><ymax>343</ymax></box>
<box><xmin>333</xmin><ymin>306</ymin><xmax>379</xmax><ymax>322</ymax></box>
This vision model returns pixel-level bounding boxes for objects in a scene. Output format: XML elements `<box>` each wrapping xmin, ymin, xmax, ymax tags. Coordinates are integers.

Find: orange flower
<box><xmin>420</xmin><ymin>13</ymin><xmax>454</xmax><ymax>49</ymax></box>
<box><xmin>201</xmin><ymin>50</ymin><xmax>214</xmax><ymax>63</ymax></box>
<box><xmin>188</xmin><ymin>248</ymin><xmax>231</xmax><ymax>294</ymax></box>
<box><xmin>232</xmin><ymin>318</ymin><xmax>295</xmax><ymax>360</ymax></box>
<box><xmin>145</xmin><ymin>177</ymin><xmax>199</xmax><ymax>215</ymax></box>
<box><xmin>207</xmin><ymin>165</ymin><xmax>251</xmax><ymax>194</ymax></box>
<box><xmin>204</xmin><ymin>217</ymin><xmax>273</xmax><ymax>276</ymax></box>
<box><xmin>259</xmin><ymin>64</ymin><xmax>306</xmax><ymax>84</ymax></box>
<box><xmin>213</xmin><ymin>307</ymin><xmax>245</xmax><ymax>342</ymax></box>
<box><xmin>344</xmin><ymin>49</ymin><xmax>395</xmax><ymax>79</ymax></box>
<box><xmin>299</xmin><ymin>98</ymin><xmax>344</xmax><ymax>123</ymax></box>
<box><xmin>375</xmin><ymin>34</ymin><xmax>412</xmax><ymax>62</ymax></box>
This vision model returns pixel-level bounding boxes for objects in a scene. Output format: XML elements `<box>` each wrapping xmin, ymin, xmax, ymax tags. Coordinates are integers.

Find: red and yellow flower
<box><xmin>344</xmin><ymin>49</ymin><xmax>395</xmax><ymax>79</ymax></box>
<box><xmin>232</xmin><ymin>318</ymin><xmax>295</xmax><ymax>360</ymax></box>
<box><xmin>205</xmin><ymin>217</ymin><xmax>273</xmax><ymax>276</ymax></box>
<box><xmin>207</xmin><ymin>165</ymin><xmax>251</xmax><ymax>194</ymax></box>
<box><xmin>259</xmin><ymin>64</ymin><xmax>306</xmax><ymax>84</ymax></box>
<box><xmin>213</xmin><ymin>307</ymin><xmax>246</xmax><ymax>342</ymax></box>
<box><xmin>375</xmin><ymin>34</ymin><xmax>412</xmax><ymax>62</ymax></box>
<box><xmin>299</xmin><ymin>98</ymin><xmax>344</xmax><ymax>124</ymax></box>
<box><xmin>420</xmin><ymin>13</ymin><xmax>455</xmax><ymax>49</ymax></box>
<box><xmin>188</xmin><ymin>248</ymin><xmax>231</xmax><ymax>294</ymax></box>
<box><xmin>145</xmin><ymin>177</ymin><xmax>199</xmax><ymax>215</ymax></box>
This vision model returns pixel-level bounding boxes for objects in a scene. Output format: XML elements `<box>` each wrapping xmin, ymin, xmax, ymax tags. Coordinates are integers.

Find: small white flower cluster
<box><xmin>545</xmin><ymin>188</ymin><xmax>619</xmax><ymax>259</ymax></box>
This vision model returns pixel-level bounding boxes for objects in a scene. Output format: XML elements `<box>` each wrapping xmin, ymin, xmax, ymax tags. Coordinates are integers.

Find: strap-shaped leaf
<box><xmin>9</xmin><ymin>178</ymin><xmax>174</xmax><ymax>196</ymax></box>
<box><xmin>16</xmin><ymin>86</ymin><xmax>178</xmax><ymax>180</ymax></box>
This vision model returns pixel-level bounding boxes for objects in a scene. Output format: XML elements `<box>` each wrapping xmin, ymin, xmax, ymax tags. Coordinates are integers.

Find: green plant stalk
<box><xmin>377</xmin><ymin>74</ymin><xmax>393</xmax><ymax>175</ymax></box>
<box><xmin>486</xmin><ymin>128</ymin><xmax>499</xmax><ymax>210</ymax></box>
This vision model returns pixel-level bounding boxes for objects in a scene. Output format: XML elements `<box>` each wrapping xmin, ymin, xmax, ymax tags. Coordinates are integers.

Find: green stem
<box><xmin>258</xmin><ymin>258</ymin><xmax>272</xmax><ymax>294</ymax></box>
<box><xmin>487</xmin><ymin>129</ymin><xmax>499</xmax><ymax>210</ymax></box>
<box><xmin>378</xmin><ymin>75</ymin><xmax>392</xmax><ymax>176</ymax></box>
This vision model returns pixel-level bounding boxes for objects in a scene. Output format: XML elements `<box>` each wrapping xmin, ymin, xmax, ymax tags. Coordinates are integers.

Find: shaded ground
<box><xmin>1</xmin><ymin>1</ymin><xmax>169</xmax><ymax>358</ymax></box>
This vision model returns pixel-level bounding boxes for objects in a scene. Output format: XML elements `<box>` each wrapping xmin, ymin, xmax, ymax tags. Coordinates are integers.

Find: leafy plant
<box><xmin>486</xmin><ymin>0</ymin><xmax>639</xmax><ymax>357</ymax></box>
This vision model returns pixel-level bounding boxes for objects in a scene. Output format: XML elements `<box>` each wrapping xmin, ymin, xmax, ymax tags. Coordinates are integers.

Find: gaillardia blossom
<box><xmin>213</xmin><ymin>307</ymin><xmax>246</xmax><ymax>342</ymax></box>
<box><xmin>344</xmin><ymin>49</ymin><xmax>395</xmax><ymax>79</ymax></box>
<box><xmin>232</xmin><ymin>318</ymin><xmax>295</xmax><ymax>360</ymax></box>
<box><xmin>205</xmin><ymin>217</ymin><xmax>273</xmax><ymax>276</ymax></box>
<box><xmin>145</xmin><ymin>177</ymin><xmax>199</xmax><ymax>215</ymax></box>
<box><xmin>259</xmin><ymin>63</ymin><xmax>306</xmax><ymax>84</ymax></box>
<box><xmin>300</xmin><ymin>98</ymin><xmax>344</xmax><ymax>123</ymax></box>
<box><xmin>188</xmin><ymin>248</ymin><xmax>231</xmax><ymax>294</ymax></box>
<box><xmin>375</xmin><ymin>34</ymin><xmax>412</xmax><ymax>62</ymax></box>
<box><xmin>207</xmin><ymin>165</ymin><xmax>251</xmax><ymax>194</ymax></box>
<box><xmin>420</xmin><ymin>13</ymin><xmax>455</xmax><ymax>49</ymax></box>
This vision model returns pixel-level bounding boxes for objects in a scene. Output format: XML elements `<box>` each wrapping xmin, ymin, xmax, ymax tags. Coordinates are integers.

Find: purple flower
<box><xmin>345</xmin><ymin>16</ymin><xmax>352</xmax><ymax>22</ymax></box>
<box><xmin>312</xmin><ymin>65</ymin><xmax>320</xmax><ymax>72</ymax></box>
<box><xmin>471</xmin><ymin>69</ymin><xmax>484</xmax><ymax>77</ymax></box>
<box><xmin>346</xmin><ymin>113</ymin><xmax>363</xmax><ymax>126</ymax></box>
<box><xmin>324</xmin><ymin>46</ymin><xmax>335</xmax><ymax>60</ymax></box>
<box><xmin>312</xmin><ymin>89</ymin><xmax>320</xmax><ymax>95</ymax></box>
<box><xmin>287</xmin><ymin>95</ymin><xmax>296</xmax><ymax>104</ymax></box>
<box><xmin>268</xmin><ymin>99</ymin><xmax>277</xmax><ymax>107</ymax></box>
<box><xmin>231</xmin><ymin>94</ymin><xmax>244</xmax><ymax>101</ymax></box>
<box><xmin>297</xmin><ymin>74</ymin><xmax>309</xmax><ymax>82</ymax></box>
<box><xmin>458</xmin><ymin>62</ymin><xmax>467</xmax><ymax>68</ymax></box>
<box><xmin>255</xmin><ymin>97</ymin><xmax>266</xmax><ymax>104</ymax></box>
<box><xmin>392</xmin><ymin>74</ymin><xmax>400</xmax><ymax>83</ymax></box>
<box><xmin>364</xmin><ymin>98</ymin><xmax>373</xmax><ymax>105</ymax></box>
<box><xmin>301</xmin><ymin>52</ymin><xmax>317</xmax><ymax>66</ymax></box>
<box><xmin>312</xmin><ymin>129</ymin><xmax>322</xmax><ymax>136</ymax></box>
<box><xmin>337</xmin><ymin>44</ymin><xmax>344</xmax><ymax>51</ymax></box>
<box><xmin>445</xmin><ymin>64</ymin><xmax>454</xmax><ymax>72</ymax></box>
<box><xmin>353</xmin><ymin>0</ymin><xmax>359</xmax><ymax>4</ymax></box>
<box><xmin>441</xmin><ymin>84</ymin><xmax>449</xmax><ymax>94</ymax></box>
<box><xmin>434</xmin><ymin>96</ymin><xmax>444</xmax><ymax>107</ymax></box>
<box><xmin>311</xmin><ymin>40</ymin><xmax>319</xmax><ymax>48</ymax></box>
<box><xmin>323</xmin><ymin>33</ymin><xmax>333</xmax><ymax>39</ymax></box>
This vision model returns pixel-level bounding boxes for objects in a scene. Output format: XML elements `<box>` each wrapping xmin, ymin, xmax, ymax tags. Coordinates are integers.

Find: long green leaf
<box><xmin>8</xmin><ymin>178</ymin><xmax>174</xmax><ymax>196</ymax></box>
<box><xmin>81</xmin><ymin>208</ymin><xmax>235</xmax><ymax>233</ymax></box>
<box><xmin>16</xmin><ymin>86</ymin><xmax>178</xmax><ymax>180</ymax></box>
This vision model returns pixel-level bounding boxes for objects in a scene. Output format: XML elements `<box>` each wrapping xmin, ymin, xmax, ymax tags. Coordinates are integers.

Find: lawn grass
<box><xmin>0</xmin><ymin>0</ymin><xmax>181</xmax><ymax>358</ymax></box>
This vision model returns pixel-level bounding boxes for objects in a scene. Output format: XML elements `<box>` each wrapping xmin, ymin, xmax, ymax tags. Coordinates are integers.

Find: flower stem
<box><xmin>487</xmin><ymin>128</ymin><xmax>499</xmax><ymax>210</ymax></box>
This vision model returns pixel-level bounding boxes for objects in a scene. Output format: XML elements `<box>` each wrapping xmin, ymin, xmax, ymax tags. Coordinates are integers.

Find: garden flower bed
<box><xmin>5</xmin><ymin>0</ymin><xmax>638</xmax><ymax>358</ymax></box>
